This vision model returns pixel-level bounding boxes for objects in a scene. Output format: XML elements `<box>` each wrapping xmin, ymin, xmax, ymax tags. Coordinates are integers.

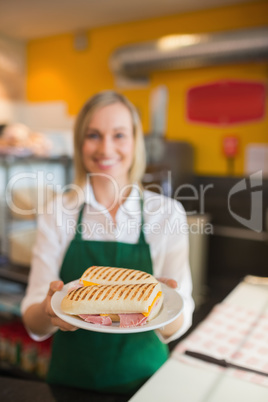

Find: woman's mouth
<box><xmin>95</xmin><ymin>158</ymin><xmax>119</xmax><ymax>168</ymax></box>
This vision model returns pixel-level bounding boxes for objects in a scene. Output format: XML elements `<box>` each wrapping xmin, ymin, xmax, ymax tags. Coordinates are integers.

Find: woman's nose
<box><xmin>99</xmin><ymin>137</ymin><xmax>113</xmax><ymax>155</ymax></box>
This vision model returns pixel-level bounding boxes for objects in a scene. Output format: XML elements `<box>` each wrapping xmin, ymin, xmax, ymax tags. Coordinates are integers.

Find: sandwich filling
<box><xmin>78</xmin><ymin>297</ymin><xmax>161</xmax><ymax>328</ymax></box>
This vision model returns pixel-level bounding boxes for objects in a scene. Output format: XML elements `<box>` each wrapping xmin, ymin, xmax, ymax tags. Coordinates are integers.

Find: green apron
<box><xmin>47</xmin><ymin>200</ymin><xmax>168</xmax><ymax>393</ymax></box>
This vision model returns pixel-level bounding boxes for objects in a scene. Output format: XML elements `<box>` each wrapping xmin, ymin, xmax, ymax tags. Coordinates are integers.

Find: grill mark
<box><xmin>130</xmin><ymin>283</ymin><xmax>145</xmax><ymax>300</ymax></box>
<box><xmin>101</xmin><ymin>285</ymin><xmax>118</xmax><ymax>300</ymax></box>
<box><xmin>95</xmin><ymin>285</ymin><xmax>112</xmax><ymax>300</ymax></box>
<box><xmin>75</xmin><ymin>287</ymin><xmax>89</xmax><ymax>301</ymax></box>
<box><xmin>143</xmin><ymin>274</ymin><xmax>151</xmax><ymax>279</ymax></box>
<box><xmin>117</xmin><ymin>286</ymin><xmax>127</xmax><ymax>300</ymax></box>
<box><xmin>128</xmin><ymin>271</ymin><xmax>149</xmax><ymax>281</ymax></box>
<box><xmin>74</xmin><ymin>287</ymin><xmax>85</xmax><ymax>301</ymax></box>
<box><xmin>143</xmin><ymin>284</ymin><xmax>157</xmax><ymax>301</ymax></box>
<box><xmin>86</xmin><ymin>285</ymin><xmax>104</xmax><ymax>301</ymax></box>
<box><xmin>129</xmin><ymin>273</ymin><xmax>139</xmax><ymax>280</ymax></box>
<box><xmin>81</xmin><ymin>268</ymin><xmax>89</xmax><ymax>278</ymax></box>
<box><xmin>120</xmin><ymin>270</ymin><xmax>137</xmax><ymax>282</ymax></box>
<box><xmin>122</xmin><ymin>270</ymin><xmax>138</xmax><ymax>280</ymax></box>
<box><xmin>137</xmin><ymin>283</ymin><xmax>152</xmax><ymax>301</ymax></box>
<box><xmin>95</xmin><ymin>267</ymin><xmax>111</xmax><ymax>279</ymax></box>
<box><xmin>74</xmin><ymin>287</ymin><xmax>87</xmax><ymax>301</ymax></box>
<box><xmin>108</xmin><ymin>285</ymin><xmax>124</xmax><ymax>300</ymax></box>
<box><xmin>105</xmin><ymin>268</ymin><xmax>122</xmax><ymax>281</ymax></box>
<box><xmin>109</xmin><ymin>285</ymin><xmax>125</xmax><ymax>300</ymax></box>
<box><xmin>108</xmin><ymin>289</ymin><xmax>116</xmax><ymax>300</ymax></box>
<box><xmin>81</xmin><ymin>286</ymin><xmax>95</xmax><ymax>300</ymax></box>
<box><xmin>83</xmin><ymin>266</ymin><xmax>95</xmax><ymax>276</ymax></box>
<box><xmin>135</xmin><ymin>272</ymin><xmax>150</xmax><ymax>281</ymax></box>
<box><xmin>69</xmin><ymin>287</ymin><xmax>84</xmax><ymax>301</ymax></box>
<box><xmin>87</xmin><ymin>266</ymin><xmax>103</xmax><ymax>279</ymax></box>
<box><xmin>81</xmin><ymin>266</ymin><xmax>97</xmax><ymax>280</ymax></box>
<box><xmin>123</xmin><ymin>284</ymin><xmax>136</xmax><ymax>300</ymax></box>
<box><xmin>111</xmin><ymin>268</ymin><xmax>129</xmax><ymax>282</ymax></box>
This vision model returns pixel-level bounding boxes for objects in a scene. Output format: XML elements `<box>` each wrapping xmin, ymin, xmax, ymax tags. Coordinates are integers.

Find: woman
<box><xmin>21</xmin><ymin>91</ymin><xmax>194</xmax><ymax>394</ymax></box>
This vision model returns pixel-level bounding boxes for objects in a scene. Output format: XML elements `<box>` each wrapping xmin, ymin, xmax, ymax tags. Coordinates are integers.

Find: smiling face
<box><xmin>81</xmin><ymin>102</ymin><xmax>135</xmax><ymax>186</ymax></box>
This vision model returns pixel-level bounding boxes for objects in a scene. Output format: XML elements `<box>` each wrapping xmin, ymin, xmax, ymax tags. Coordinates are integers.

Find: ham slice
<box><xmin>119</xmin><ymin>297</ymin><xmax>160</xmax><ymax>328</ymax></box>
<box><xmin>78</xmin><ymin>314</ymin><xmax>112</xmax><ymax>326</ymax></box>
<box><xmin>119</xmin><ymin>313</ymin><xmax>148</xmax><ymax>328</ymax></box>
<box><xmin>78</xmin><ymin>313</ymin><xmax>147</xmax><ymax>328</ymax></box>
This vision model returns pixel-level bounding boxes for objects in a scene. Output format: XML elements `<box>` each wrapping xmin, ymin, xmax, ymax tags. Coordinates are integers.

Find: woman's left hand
<box><xmin>157</xmin><ymin>277</ymin><xmax>177</xmax><ymax>289</ymax></box>
<box><xmin>156</xmin><ymin>277</ymin><xmax>184</xmax><ymax>339</ymax></box>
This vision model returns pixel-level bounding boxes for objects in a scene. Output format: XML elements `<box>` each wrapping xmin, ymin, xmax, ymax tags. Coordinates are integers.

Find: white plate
<box><xmin>51</xmin><ymin>281</ymin><xmax>184</xmax><ymax>334</ymax></box>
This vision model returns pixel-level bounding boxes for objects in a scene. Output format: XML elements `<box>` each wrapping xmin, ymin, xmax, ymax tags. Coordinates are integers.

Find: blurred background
<box><xmin>0</xmin><ymin>0</ymin><xmax>267</xmax><ymax>379</ymax></box>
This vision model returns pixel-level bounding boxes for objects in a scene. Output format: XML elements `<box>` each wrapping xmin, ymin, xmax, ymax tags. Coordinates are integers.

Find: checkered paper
<box><xmin>172</xmin><ymin>303</ymin><xmax>268</xmax><ymax>387</ymax></box>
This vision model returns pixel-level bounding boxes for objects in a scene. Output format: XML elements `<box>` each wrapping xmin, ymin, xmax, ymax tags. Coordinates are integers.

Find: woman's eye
<box><xmin>115</xmin><ymin>133</ymin><xmax>125</xmax><ymax>139</ymax></box>
<box><xmin>85</xmin><ymin>132</ymin><xmax>99</xmax><ymax>139</ymax></box>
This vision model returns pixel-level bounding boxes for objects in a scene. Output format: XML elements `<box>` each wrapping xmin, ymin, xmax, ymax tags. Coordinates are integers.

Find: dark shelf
<box><xmin>0</xmin><ymin>263</ymin><xmax>29</xmax><ymax>285</ymax></box>
<box><xmin>0</xmin><ymin>360</ymin><xmax>42</xmax><ymax>382</ymax></box>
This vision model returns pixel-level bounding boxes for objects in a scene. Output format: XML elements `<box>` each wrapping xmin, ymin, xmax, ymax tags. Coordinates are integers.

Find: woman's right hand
<box><xmin>44</xmin><ymin>280</ymin><xmax>78</xmax><ymax>332</ymax></box>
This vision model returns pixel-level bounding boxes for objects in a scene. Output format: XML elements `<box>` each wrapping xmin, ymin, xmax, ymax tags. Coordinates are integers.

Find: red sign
<box><xmin>222</xmin><ymin>135</ymin><xmax>239</xmax><ymax>158</ymax></box>
<box><xmin>187</xmin><ymin>80</ymin><xmax>266</xmax><ymax>126</ymax></box>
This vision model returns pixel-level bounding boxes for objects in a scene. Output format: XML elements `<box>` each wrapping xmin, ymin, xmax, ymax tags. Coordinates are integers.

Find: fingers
<box><xmin>47</xmin><ymin>280</ymin><xmax>64</xmax><ymax>298</ymax></box>
<box><xmin>47</xmin><ymin>308</ymin><xmax>78</xmax><ymax>332</ymax></box>
<box><xmin>45</xmin><ymin>280</ymin><xmax>78</xmax><ymax>332</ymax></box>
<box><xmin>157</xmin><ymin>277</ymin><xmax>177</xmax><ymax>289</ymax></box>
<box><xmin>45</xmin><ymin>280</ymin><xmax>63</xmax><ymax>316</ymax></box>
<box><xmin>50</xmin><ymin>316</ymin><xmax>78</xmax><ymax>332</ymax></box>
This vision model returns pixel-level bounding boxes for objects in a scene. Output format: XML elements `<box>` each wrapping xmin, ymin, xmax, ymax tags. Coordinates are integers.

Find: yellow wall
<box><xmin>26</xmin><ymin>1</ymin><xmax>268</xmax><ymax>176</ymax></box>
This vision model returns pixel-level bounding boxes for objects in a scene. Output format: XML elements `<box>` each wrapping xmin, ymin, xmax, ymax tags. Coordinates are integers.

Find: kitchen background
<box><xmin>0</xmin><ymin>0</ymin><xmax>267</xmax><ymax>379</ymax></box>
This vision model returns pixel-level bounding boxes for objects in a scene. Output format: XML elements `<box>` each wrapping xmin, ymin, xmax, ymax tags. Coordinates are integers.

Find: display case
<box><xmin>0</xmin><ymin>154</ymin><xmax>73</xmax><ymax>299</ymax></box>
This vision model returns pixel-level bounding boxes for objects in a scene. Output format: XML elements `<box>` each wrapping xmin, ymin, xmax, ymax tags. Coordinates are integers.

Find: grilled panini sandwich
<box><xmin>79</xmin><ymin>266</ymin><xmax>158</xmax><ymax>286</ymax></box>
<box><xmin>61</xmin><ymin>267</ymin><xmax>163</xmax><ymax>327</ymax></box>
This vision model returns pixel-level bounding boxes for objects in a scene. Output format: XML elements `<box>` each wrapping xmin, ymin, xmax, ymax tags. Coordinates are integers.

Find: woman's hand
<box><xmin>44</xmin><ymin>280</ymin><xmax>78</xmax><ymax>332</ymax></box>
<box><xmin>23</xmin><ymin>280</ymin><xmax>79</xmax><ymax>337</ymax></box>
<box><xmin>156</xmin><ymin>277</ymin><xmax>184</xmax><ymax>339</ymax></box>
<box><xmin>157</xmin><ymin>277</ymin><xmax>177</xmax><ymax>289</ymax></box>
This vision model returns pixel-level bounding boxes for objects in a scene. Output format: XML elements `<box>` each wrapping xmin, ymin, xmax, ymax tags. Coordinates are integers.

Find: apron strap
<box><xmin>74</xmin><ymin>198</ymin><xmax>147</xmax><ymax>244</ymax></box>
<box><xmin>74</xmin><ymin>203</ymin><xmax>85</xmax><ymax>240</ymax></box>
<box><xmin>138</xmin><ymin>197</ymin><xmax>147</xmax><ymax>244</ymax></box>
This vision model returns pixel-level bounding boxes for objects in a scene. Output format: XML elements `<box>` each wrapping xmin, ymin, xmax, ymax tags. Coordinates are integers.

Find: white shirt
<box><xmin>21</xmin><ymin>184</ymin><xmax>194</xmax><ymax>343</ymax></box>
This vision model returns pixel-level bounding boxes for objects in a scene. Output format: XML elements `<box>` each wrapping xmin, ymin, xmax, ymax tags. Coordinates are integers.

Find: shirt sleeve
<box><xmin>20</xmin><ymin>199</ymin><xmax>67</xmax><ymax>338</ymax></box>
<box><xmin>155</xmin><ymin>201</ymin><xmax>195</xmax><ymax>344</ymax></box>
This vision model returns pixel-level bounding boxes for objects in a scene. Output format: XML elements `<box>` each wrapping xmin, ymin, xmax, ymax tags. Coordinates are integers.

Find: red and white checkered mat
<box><xmin>172</xmin><ymin>303</ymin><xmax>268</xmax><ymax>387</ymax></box>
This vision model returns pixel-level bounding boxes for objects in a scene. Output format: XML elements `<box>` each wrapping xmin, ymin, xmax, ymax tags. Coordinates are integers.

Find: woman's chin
<box><xmin>89</xmin><ymin>170</ymin><xmax>128</xmax><ymax>185</ymax></box>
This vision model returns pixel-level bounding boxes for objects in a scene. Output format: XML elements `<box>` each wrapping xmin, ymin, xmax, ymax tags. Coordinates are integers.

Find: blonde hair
<box><xmin>73</xmin><ymin>91</ymin><xmax>146</xmax><ymax>188</ymax></box>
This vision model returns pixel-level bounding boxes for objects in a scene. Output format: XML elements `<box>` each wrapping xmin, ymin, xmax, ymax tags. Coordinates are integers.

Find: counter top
<box><xmin>0</xmin><ymin>375</ymin><xmax>133</xmax><ymax>402</ymax></box>
<box><xmin>130</xmin><ymin>277</ymin><xmax>268</xmax><ymax>402</ymax></box>
<box><xmin>130</xmin><ymin>358</ymin><xmax>268</xmax><ymax>402</ymax></box>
